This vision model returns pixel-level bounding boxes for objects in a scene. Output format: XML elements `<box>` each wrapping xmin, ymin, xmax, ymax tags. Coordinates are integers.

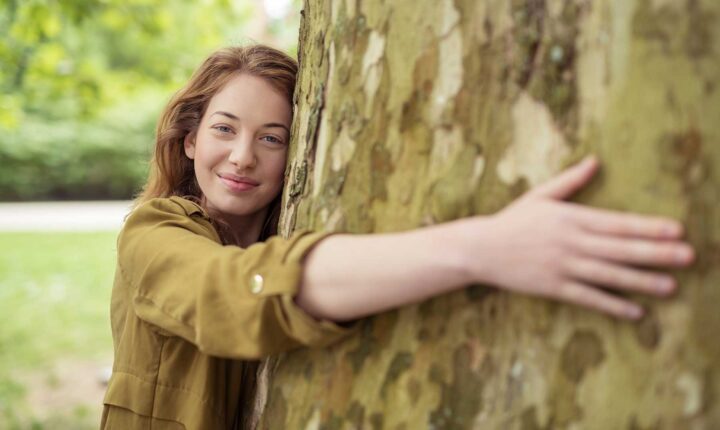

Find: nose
<box><xmin>228</xmin><ymin>134</ymin><xmax>257</xmax><ymax>169</ymax></box>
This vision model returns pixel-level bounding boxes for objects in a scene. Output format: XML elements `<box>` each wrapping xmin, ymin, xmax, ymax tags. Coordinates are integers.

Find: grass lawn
<box><xmin>0</xmin><ymin>231</ymin><xmax>118</xmax><ymax>429</ymax></box>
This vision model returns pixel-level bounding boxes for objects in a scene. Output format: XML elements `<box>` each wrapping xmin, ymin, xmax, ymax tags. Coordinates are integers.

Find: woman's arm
<box><xmin>296</xmin><ymin>157</ymin><xmax>695</xmax><ymax>322</ymax></box>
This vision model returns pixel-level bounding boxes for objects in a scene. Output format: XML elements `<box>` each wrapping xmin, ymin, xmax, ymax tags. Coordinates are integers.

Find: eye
<box><xmin>212</xmin><ymin>125</ymin><xmax>233</xmax><ymax>134</ymax></box>
<box><xmin>261</xmin><ymin>135</ymin><xmax>284</xmax><ymax>144</ymax></box>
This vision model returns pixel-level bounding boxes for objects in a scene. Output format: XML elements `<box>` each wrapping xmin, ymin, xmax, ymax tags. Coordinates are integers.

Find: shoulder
<box><xmin>120</xmin><ymin>196</ymin><xmax>218</xmax><ymax>244</ymax></box>
<box><xmin>132</xmin><ymin>196</ymin><xmax>209</xmax><ymax>219</ymax></box>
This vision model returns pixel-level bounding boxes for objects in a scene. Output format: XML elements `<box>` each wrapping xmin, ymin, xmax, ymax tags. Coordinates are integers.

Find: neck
<box><xmin>222</xmin><ymin>207</ymin><xmax>269</xmax><ymax>248</ymax></box>
<box><xmin>202</xmin><ymin>198</ymin><xmax>270</xmax><ymax>248</ymax></box>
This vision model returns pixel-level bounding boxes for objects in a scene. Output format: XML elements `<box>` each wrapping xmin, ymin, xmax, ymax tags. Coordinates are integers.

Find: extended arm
<box><xmin>296</xmin><ymin>157</ymin><xmax>695</xmax><ymax>322</ymax></box>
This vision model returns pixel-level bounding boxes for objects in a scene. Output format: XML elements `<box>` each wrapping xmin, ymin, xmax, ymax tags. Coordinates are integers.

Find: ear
<box><xmin>183</xmin><ymin>133</ymin><xmax>196</xmax><ymax>159</ymax></box>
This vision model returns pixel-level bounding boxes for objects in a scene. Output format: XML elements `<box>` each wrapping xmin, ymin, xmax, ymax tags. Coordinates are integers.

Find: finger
<box><xmin>566</xmin><ymin>257</ymin><xmax>676</xmax><ymax>297</ymax></box>
<box><xmin>574</xmin><ymin>233</ymin><xmax>695</xmax><ymax>267</ymax></box>
<box><xmin>528</xmin><ymin>156</ymin><xmax>599</xmax><ymax>200</ymax></box>
<box><xmin>554</xmin><ymin>281</ymin><xmax>644</xmax><ymax>320</ymax></box>
<box><xmin>567</xmin><ymin>204</ymin><xmax>684</xmax><ymax>239</ymax></box>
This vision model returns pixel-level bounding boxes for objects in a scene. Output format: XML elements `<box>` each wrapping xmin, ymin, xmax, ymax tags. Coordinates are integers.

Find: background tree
<box><xmin>0</xmin><ymin>0</ymin><xmax>302</xmax><ymax>201</ymax></box>
<box><xmin>253</xmin><ymin>0</ymin><xmax>719</xmax><ymax>428</ymax></box>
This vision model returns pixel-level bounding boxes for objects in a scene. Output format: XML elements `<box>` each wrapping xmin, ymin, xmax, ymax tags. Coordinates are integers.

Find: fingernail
<box><xmin>627</xmin><ymin>306</ymin><xmax>644</xmax><ymax>320</ymax></box>
<box><xmin>583</xmin><ymin>155</ymin><xmax>596</xmax><ymax>165</ymax></box>
<box><xmin>658</xmin><ymin>278</ymin><xmax>675</xmax><ymax>293</ymax></box>
<box><xmin>675</xmin><ymin>246</ymin><xmax>694</xmax><ymax>263</ymax></box>
<box><xmin>663</xmin><ymin>223</ymin><xmax>682</xmax><ymax>237</ymax></box>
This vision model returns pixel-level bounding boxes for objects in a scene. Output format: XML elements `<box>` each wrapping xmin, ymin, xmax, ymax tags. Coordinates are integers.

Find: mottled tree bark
<box><xmin>254</xmin><ymin>0</ymin><xmax>719</xmax><ymax>428</ymax></box>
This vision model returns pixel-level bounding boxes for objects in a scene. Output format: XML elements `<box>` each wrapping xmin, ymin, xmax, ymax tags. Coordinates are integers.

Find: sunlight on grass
<box><xmin>0</xmin><ymin>231</ymin><xmax>117</xmax><ymax>429</ymax></box>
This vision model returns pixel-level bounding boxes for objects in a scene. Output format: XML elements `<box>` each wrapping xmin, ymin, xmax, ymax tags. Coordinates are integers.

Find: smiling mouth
<box><xmin>218</xmin><ymin>174</ymin><xmax>259</xmax><ymax>192</ymax></box>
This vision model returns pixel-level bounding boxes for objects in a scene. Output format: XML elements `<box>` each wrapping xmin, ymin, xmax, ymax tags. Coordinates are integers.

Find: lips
<box><xmin>218</xmin><ymin>173</ymin><xmax>259</xmax><ymax>192</ymax></box>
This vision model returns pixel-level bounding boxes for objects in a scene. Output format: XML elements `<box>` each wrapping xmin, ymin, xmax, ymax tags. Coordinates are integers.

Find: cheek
<box><xmin>270</xmin><ymin>152</ymin><xmax>288</xmax><ymax>181</ymax></box>
<box><xmin>195</xmin><ymin>142</ymin><xmax>225</xmax><ymax>166</ymax></box>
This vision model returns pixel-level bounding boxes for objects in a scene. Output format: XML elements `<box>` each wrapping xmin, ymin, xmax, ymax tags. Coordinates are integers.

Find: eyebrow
<box><xmin>210</xmin><ymin>111</ymin><xmax>290</xmax><ymax>134</ymax></box>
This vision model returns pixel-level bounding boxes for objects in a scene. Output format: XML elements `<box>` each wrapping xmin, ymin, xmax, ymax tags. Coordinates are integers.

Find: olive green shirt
<box><xmin>101</xmin><ymin>196</ymin><xmax>353</xmax><ymax>429</ymax></box>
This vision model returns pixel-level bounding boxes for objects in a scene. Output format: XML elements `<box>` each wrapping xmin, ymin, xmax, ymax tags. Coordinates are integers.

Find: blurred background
<box><xmin>0</xmin><ymin>0</ymin><xmax>301</xmax><ymax>427</ymax></box>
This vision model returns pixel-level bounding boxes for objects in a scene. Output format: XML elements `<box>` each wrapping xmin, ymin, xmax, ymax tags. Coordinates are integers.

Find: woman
<box><xmin>101</xmin><ymin>45</ymin><xmax>694</xmax><ymax>429</ymax></box>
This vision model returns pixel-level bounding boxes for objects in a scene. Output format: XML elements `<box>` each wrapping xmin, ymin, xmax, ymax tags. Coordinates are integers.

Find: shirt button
<box><xmin>250</xmin><ymin>274</ymin><xmax>264</xmax><ymax>294</ymax></box>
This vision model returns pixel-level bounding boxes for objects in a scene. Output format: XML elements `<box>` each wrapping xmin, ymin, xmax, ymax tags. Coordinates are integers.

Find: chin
<box><xmin>205</xmin><ymin>191</ymin><xmax>270</xmax><ymax>218</ymax></box>
<box><xmin>213</xmin><ymin>200</ymin><xmax>262</xmax><ymax>218</ymax></box>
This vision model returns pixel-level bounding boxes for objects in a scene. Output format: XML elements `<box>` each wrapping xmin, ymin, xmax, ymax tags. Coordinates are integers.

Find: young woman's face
<box><xmin>184</xmin><ymin>73</ymin><xmax>291</xmax><ymax>222</ymax></box>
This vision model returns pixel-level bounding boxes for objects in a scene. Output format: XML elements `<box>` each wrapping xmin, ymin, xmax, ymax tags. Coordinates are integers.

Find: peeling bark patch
<box><xmin>290</xmin><ymin>160</ymin><xmax>308</xmax><ymax>198</ymax></box>
<box><xmin>559</xmin><ymin>330</ymin><xmax>605</xmax><ymax>383</ymax></box>
<box><xmin>631</xmin><ymin>0</ymin><xmax>677</xmax><ymax>53</ymax></box>
<box><xmin>685</xmin><ymin>0</ymin><xmax>715</xmax><ymax>58</ymax></box>
<box><xmin>330</xmin><ymin>127</ymin><xmax>356</xmax><ymax>172</ymax></box>
<box><xmin>628</xmin><ymin>415</ymin><xmax>660</xmax><ymax>430</ymax></box>
<box><xmin>303</xmin><ymin>361</ymin><xmax>315</xmax><ymax>382</ymax></box>
<box><xmin>431</xmin><ymin>27</ymin><xmax>463</xmax><ymax>122</ymax></box>
<box><xmin>370</xmin><ymin>413</ymin><xmax>384</xmax><ymax>430</ymax></box>
<box><xmin>520</xmin><ymin>405</ymin><xmax>544</xmax><ymax>430</ymax></box>
<box><xmin>512</xmin><ymin>0</ymin><xmax>546</xmax><ymax>88</ymax></box>
<box><xmin>635</xmin><ymin>311</ymin><xmax>661</xmax><ymax>350</ymax></box>
<box><xmin>346</xmin><ymin>401</ymin><xmax>365</xmax><ymax>425</ymax></box>
<box><xmin>530</xmin><ymin>1</ymin><xmax>582</xmax><ymax>133</ymax></box>
<box><xmin>362</xmin><ymin>31</ymin><xmax>385</xmax><ymax>109</ymax></box>
<box><xmin>665</xmin><ymin>129</ymin><xmax>720</xmax><ymax>363</ymax></box>
<box><xmin>498</xmin><ymin>91</ymin><xmax>570</xmax><ymax>187</ymax></box>
<box><xmin>634</xmin><ymin>0</ymin><xmax>715</xmax><ymax>58</ymax></box>
<box><xmin>438</xmin><ymin>0</ymin><xmax>460</xmax><ymax>37</ymax></box>
<box><xmin>264</xmin><ymin>386</ymin><xmax>289</xmax><ymax>430</ymax></box>
<box><xmin>469</xmin><ymin>155</ymin><xmax>486</xmax><ymax>189</ymax></box>
<box><xmin>345</xmin><ymin>321</ymin><xmax>375</xmax><ymax>372</ymax></box>
<box><xmin>429</xmin><ymin>345</ymin><xmax>484</xmax><ymax>428</ymax></box>
<box><xmin>371</xmin><ymin>142</ymin><xmax>393</xmax><ymax>202</ymax></box>
<box><xmin>320</xmin><ymin>414</ymin><xmax>343</xmax><ymax>430</ymax></box>
<box><xmin>407</xmin><ymin>378</ymin><xmax>421</xmax><ymax>405</ymax></box>
<box><xmin>429</xmin><ymin>126</ymin><xmax>463</xmax><ymax>175</ymax></box>
<box><xmin>676</xmin><ymin>372</ymin><xmax>703</xmax><ymax>416</ymax></box>
<box><xmin>665</xmin><ymin>128</ymin><xmax>705</xmax><ymax>189</ymax></box>
<box><xmin>381</xmin><ymin>351</ymin><xmax>414</xmax><ymax>398</ymax></box>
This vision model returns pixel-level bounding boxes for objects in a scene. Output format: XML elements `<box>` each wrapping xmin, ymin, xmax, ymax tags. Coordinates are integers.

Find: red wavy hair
<box><xmin>136</xmin><ymin>45</ymin><xmax>298</xmax><ymax>242</ymax></box>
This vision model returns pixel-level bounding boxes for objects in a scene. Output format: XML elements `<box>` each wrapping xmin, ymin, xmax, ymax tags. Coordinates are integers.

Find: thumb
<box><xmin>528</xmin><ymin>156</ymin><xmax>600</xmax><ymax>200</ymax></box>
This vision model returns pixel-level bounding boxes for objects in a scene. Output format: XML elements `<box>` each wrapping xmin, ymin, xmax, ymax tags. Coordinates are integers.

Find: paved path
<box><xmin>0</xmin><ymin>201</ymin><xmax>133</xmax><ymax>231</ymax></box>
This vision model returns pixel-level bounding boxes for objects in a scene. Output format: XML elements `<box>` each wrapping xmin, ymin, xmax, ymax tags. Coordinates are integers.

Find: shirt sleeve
<box><xmin>116</xmin><ymin>198</ymin><xmax>355</xmax><ymax>359</ymax></box>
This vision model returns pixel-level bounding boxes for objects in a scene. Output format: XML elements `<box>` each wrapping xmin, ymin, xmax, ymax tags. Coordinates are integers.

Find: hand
<box><xmin>467</xmin><ymin>156</ymin><xmax>695</xmax><ymax>320</ymax></box>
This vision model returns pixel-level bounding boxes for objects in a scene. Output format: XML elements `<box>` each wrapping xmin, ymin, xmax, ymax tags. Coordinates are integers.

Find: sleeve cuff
<box><xmin>275</xmin><ymin>230</ymin><xmax>359</xmax><ymax>347</ymax></box>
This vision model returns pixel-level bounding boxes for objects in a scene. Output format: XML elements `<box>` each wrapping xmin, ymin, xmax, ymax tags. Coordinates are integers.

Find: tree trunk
<box><xmin>254</xmin><ymin>0</ymin><xmax>720</xmax><ymax>428</ymax></box>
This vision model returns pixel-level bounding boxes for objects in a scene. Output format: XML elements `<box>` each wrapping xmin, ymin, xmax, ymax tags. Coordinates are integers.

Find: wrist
<box><xmin>446</xmin><ymin>216</ymin><xmax>500</xmax><ymax>288</ymax></box>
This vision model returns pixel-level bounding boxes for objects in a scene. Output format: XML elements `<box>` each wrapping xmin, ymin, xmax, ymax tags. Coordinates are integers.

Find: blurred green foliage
<box><xmin>0</xmin><ymin>0</ymin><xmax>301</xmax><ymax>201</ymax></box>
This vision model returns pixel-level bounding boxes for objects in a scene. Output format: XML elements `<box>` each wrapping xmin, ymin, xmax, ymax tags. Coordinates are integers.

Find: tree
<box><xmin>251</xmin><ymin>0</ymin><xmax>719</xmax><ymax>428</ymax></box>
